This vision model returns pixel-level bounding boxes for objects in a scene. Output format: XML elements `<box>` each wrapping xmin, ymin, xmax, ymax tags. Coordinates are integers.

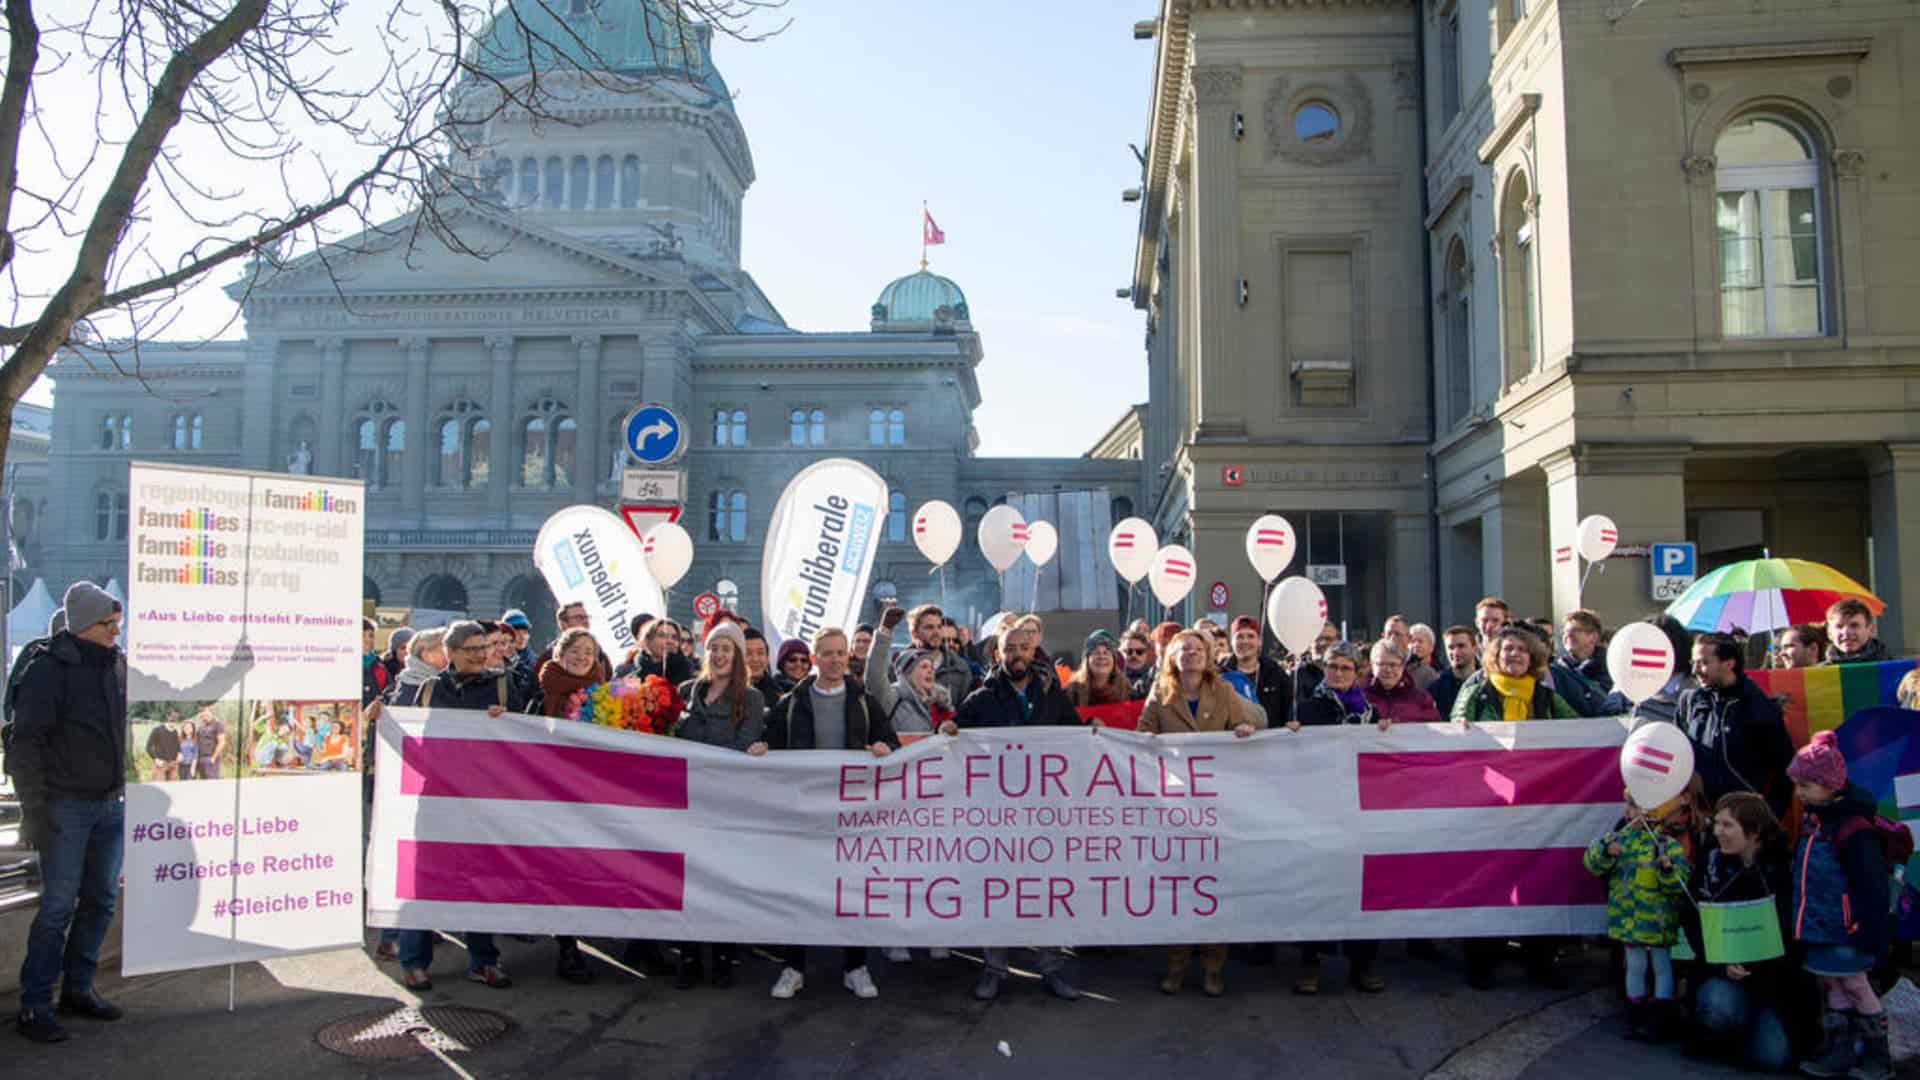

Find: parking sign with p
<box><xmin>1650</xmin><ymin>542</ymin><xmax>1697</xmax><ymax>601</ymax></box>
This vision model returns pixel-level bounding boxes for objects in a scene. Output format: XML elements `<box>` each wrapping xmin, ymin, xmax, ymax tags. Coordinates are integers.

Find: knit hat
<box><xmin>898</xmin><ymin>648</ymin><xmax>936</xmax><ymax>679</ymax></box>
<box><xmin>1788</xmin><ymin>730</ymin><xmax>1847</xmax><ymax>791</ymax></box>
<box><xmin>1083</xmin><ymin>629</ymin><xmax>1119</xmax><ymax>655</ymax></box>
<box><xmin>62</xmin><ymin>581</ymin><xmax>119</xmax><ymax>632</ymax></box>
<box><xmin>776</xmin><ymin>639</ymin><xmax>811</xmax><ymax>667</ymax></box>
<box><xmin>705</xmin><ymin>620</ymin><xmax>746</xmax><ymax>655</ymax></box>
<box><xmin>500</xmin><ymin>609</ymin><xmax>531</xmax><ymax>630</ymax></box>
<box><xmin>387</xmin><ymin>627</ymin><xmax>417</xmax><ymax>655</ymax></box>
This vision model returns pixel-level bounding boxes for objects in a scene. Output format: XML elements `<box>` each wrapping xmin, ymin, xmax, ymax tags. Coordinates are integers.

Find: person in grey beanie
<box><xmin>10</xmin><ymin>582</ymin><xmax>129</xmax><ymax>1042</ymax></box>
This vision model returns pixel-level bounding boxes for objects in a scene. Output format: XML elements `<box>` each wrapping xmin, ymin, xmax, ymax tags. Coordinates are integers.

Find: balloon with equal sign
<box><xmin>1149</xmin><ymin>545</ymin><xmax>1197</xmax><ymax>607</ymax></box>
<box><xmin>1108</xmin><ymin>517</ymin><xmax>1157</xmax><ymax>585</ymax></box>
<box><xmin>912</xmin><ymin>500</ymin><xmax>961</xmax><ymax>567</ymax></box>
<box><xmin>1244</xmin><ymin>514</ymin><xmax>1296</xmax><ymax>582</ymax></box>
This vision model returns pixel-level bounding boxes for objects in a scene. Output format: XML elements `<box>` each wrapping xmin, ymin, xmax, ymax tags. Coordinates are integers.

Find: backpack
<box><xmin>1</xmin><ymin>636</ymin><xmax>54</xmax><ymax>777</ymax></box>
<box><xmin>1832</xmin><ymin>815</ymin><xmax>1917</xmax><ymax>873</ymax></box>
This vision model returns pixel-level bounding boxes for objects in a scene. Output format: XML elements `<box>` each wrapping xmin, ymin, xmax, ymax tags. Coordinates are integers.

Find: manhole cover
<box><xmin>316</xmin><ymin>1005</ymin><xmax>513</xmax><ymax>1060</ymax></box>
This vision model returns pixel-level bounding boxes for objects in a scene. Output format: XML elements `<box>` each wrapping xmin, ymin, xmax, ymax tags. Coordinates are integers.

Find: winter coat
<box><xmin>1790</xmin><ymin>783</ymin><xmax>1890</xmax><ymax>958</ymax></box>
<box><xmin>399</xmin><ymin>667</ymin><xmax>531</xmax><ymax>714</ymax></box>
<box><xmin>1563</xmin><ymin>650</ymin><xmax>1612</xmax><ymax>693</ymax></box>
<box><xmin>1218</xmin><ymin>655</ymin><xmax>1293</xmax><ymax>731</ymax></box>
<box><xmin>954</xmin><ymin>668</ymin><xmax>1080</xmax><ymax>729</ymax></box>
<box><xmin>1674</xmin><ymin>675</ymin><xmax>1796</xmax><ymax>819</ymax></box>
<box><xmin>1449</xmin><ymin>670</ymin><xmax>1579</xmax><ymax>724</ymax></box>
<box><xmin>1137</xmin><ymin>678</ymin><xmax>1263</xmax><ymax>734</ymax></box>
<box><xmin>1428</xmin><ymin>667</ymin><xmax>1473</xmax><ymax>720</ymax></box>
<box><xmin>763</xmin><ymin>675</ymin><xmax>899</xmax><ymax>751</ymax></box>
<box><xmin>1685</xmin><ymin>848</ymin><xmax>1793</xmax><ymax>984</ymax></box>
<box><xmin>361</xmin><ymin>653</ymin><xmax>389</xmax><ymax>707</ymax></box>
<box><xmin>617</xmin><ymin>649</ymin><xmax>695</xmax><ymax>686</ymax></box>
<box><xmin>1584</xmin><ymin>821</ymin><xmax>1690</xmax><ymax>946</ymax></box>
<box><xmin>1294</xmin><ymin>682</ymin><xmax>1377</xmax><ymax>727</ymax></box>
<box><xmin>675</xmin><ymin>679</ymin><xmax>765</xmax><ymax>751</ymax></box>
<box><xmin>7</xmin><ymin>632</ymin><xmax>127</xmax><ymax>804</ymax></box>
<box><xmin>1547</xmin><ymin>657</ymin><xmax>1609</xmax><ymax>717</ymax></box>
<box><xmin>1363</xmin><ymin>675</ymin><xmax>1441</xmax><ymax>725</ymax></box>
<box><xmin>1825</xmin><ymin>639</ymin><xmax>1891</xmax><ymax>666</ymax></box>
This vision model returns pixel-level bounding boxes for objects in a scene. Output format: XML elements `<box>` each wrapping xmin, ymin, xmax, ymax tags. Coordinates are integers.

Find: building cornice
<box><xmin>1667</xmin><ymin>38</ymin><xmax>1872</xmax><ymax>70</ymax></box>
<box><xmin>1476</xmin><ymin>92</ymin><xmax>1540</xmax><ymax>164</ymax></box>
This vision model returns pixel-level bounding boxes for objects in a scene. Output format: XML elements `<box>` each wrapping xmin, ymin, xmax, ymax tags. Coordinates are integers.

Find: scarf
<box><xmin>1331</xmin><ymin>681</ymin><xmax>1368</xmax><ymax>718</ymax></box>
<box><xmin>1485</xmin><ymin>671</ymin><xmax>1536</xmax><ymax>721</ymax></box>
<box><xmin>538</xmin><ymin>660</ymin><xmax>600</xmax><ymax>719</ymax></box>
<box><xmin>1826</xmin><ymin>639</ymin><xmax>1890</xmax><ymax>665</ymax></box>
<box><xmin>395</xmin><ymin>654</ymin><xmax>440</xmax><ymax>690</ymax></box>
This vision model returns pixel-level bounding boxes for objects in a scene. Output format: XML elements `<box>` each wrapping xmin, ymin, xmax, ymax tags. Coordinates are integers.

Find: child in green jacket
<box><xmin>1585</xmin><ymin>792</ymin><xmax>1691</xmax><ymax>1041</ymax></box>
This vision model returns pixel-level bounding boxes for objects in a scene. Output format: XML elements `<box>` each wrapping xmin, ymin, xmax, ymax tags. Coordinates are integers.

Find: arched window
<box><xmin>383</xmin><ymin>419</ymin><xmax>405</xmax><ymax>488</ymax></box>
<box><xmin>713</xmin><ymin>408</ymin><xmax>747</xmax><ymax>447</ymax></box>
<box><xmin>789</xmin><ymin>409</ymin><xmax>806</xmax><ymax>446</ymax></box>
<box><xmin>1112</xmin><ymin>496</ymin><xmax>1134</xmax><ymax>522</ymax></box>
<box><xmin>1445</xmin><ymin>237</ymin><xmax>1473</xmax><ymax>424</ymax></box>
<box><xmin>708</xmin><ymin>489</ymin><xmax>747</xmax><ymax>543</ymax></box>
<box><xmin>519</xmin><ymin>157</ymin><xmax>538</xmax><ymax>206</ymax></box>
<box><xmin>1716</xmin><ymin>114</ymin><xmax>1825</xmax><ymax>338</ymax></box>
<box><xmin>100</xmin><ymin>415</ymin><xmax>117</xmax><ymax>450</ymax></box>
<box><xmin>594</xmin><ymin>155</ymin><xmax>614</xmax><ymax>209</ymax></box>
<box><xmin>363</xmin><ymin>577</ymin><xmax>382</xmax><ymax>605</ymax></box>
<box><xmin>620</xmin><ymin>155</ymin><xmax>640</xmax><ymax>208</ymax></box>
<box><xmin>887</xmin><ymin>491</ymin><xmax>906</xmax><ymax>542</ymax></box>
<box><xmin>172</xmin><ymin>414</ymin><xmax>189</xmax><ymax>450</ymax></box>
<box><xmin>118</xmin><ymin>414</ymin><xmax>132</xmax><ymax>450</ymax></box>
<box><xmin>963</xmin><ymin>496</ymin><xmax>988</xmax><ymax>528</ymax></box>
<box><xmin>191</xmin><ymin>414</ymin><xmax>203</xmax><ymax>449</ymax></box>
<box><xmin>543</xmin><ymin>156</ymin><xmax>564</xmax><ymax>209</ymax></box>
<box><xmin>95</xmin><ymin>491</ymin><xmax>111</xmax><ymax>541</ymax></box>
<box><xmin>568</xmin><ymin>155</ymin><xmax>589</xmax><ymax>210</ymax></box>
<box><xmin>868</xmin><ymin>409</ymin><xmax>887</xmax><ymax>446</ymax></box>
<box><xmin>354</xmin><ymin>401</ymin><xmax>401</xmax><ymax>489</ymax></box>
<box><xmin>114</xmin><ymin>492</ymin><xmax>128</xmax><ymax>539</ymax></box>
<box><xmin>887</xmin><ymin>408</ymin><xmax>905</xmax><ymax>446</ymax></box>
<box><xmin>519</xmin><ymin>398</ymin><xmax>572</xmax><ymax>487</ymax></box>
<box><xmin>414</xmin><ymin>574</ymin><xmax>469</xmax><ymax>613</ymax></box>
<box><xmin>789</xmin><ymin>408</ymin><xmax>825</xmax><ymax>447</ymax></box>
<box><xmin>355</xmin><ymin>418</ymin><xmax>378</xmax><ymax>482</ymax></box>
<box><xmin>435</xmin><ymin>400</ymin><xmax>488</xmax><ymax>488</ymax></box>
<box><xmin>1499</xmin><ymin>170</ymin><xmax>1539</xmax><ymax>387</ymax></box>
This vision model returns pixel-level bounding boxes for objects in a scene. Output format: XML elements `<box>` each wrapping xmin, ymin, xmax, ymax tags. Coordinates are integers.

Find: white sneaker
<box><xmin>843</xmin><ymin>966</ymin><xmax>879</xmax><ymax>999</ymax></box>
<box><xmin>769</xmin><ymin>967</ymin><xmax>804</xmax><ymax>999</ymax></box>
<box><xmin>883</xmin><ymin>947</ymin><xmax>911</xmax><ymax>963</ymax></box>
<box><xmin>928</xmin><ymin>947</ymin><xmax>951</xmax><ymax>960</ymax></box>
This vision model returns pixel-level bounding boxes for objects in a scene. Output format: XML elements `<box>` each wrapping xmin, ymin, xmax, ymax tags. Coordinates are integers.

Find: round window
<box><xmin>1294</xmin><ymin>102</ymin><xmax>1340</xmax><ymax>144</ymax></box>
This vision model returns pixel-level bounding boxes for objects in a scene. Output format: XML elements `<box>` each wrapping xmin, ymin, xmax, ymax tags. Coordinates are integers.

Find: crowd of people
<box><xmin>6</xmin><ymin>574</ymin><xmax>1919</xmax><ymax>1078</ymax></box>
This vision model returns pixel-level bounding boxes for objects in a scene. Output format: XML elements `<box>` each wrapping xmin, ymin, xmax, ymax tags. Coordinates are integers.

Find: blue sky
<box><xmin>24</xmin><ymin>1</ymin><xmax>1156</xmax><ymax>457</ymax></box>
<box><xmin>724</xmin><ymin>0</ymin><xmax>1154</xmax><ymax>455</ymax></box>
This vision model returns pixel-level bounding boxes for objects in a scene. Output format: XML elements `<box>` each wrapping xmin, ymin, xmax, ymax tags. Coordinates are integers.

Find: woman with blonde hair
<box><xmin>1139</xmin><ymin>630</ymin><xmax>1261</xmax><ymax>996</ymax></box>
<box><xmin>1451</xmin><ymin>625</ymin><xmax>1578</xmax><ymax>725</ymax></box>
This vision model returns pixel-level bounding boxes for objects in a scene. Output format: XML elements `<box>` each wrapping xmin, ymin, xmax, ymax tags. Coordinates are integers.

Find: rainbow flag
<box><xmin>1750</xmin><ymin>658</ymin><xmax>1917</xmax><ymax>747</ymax></box>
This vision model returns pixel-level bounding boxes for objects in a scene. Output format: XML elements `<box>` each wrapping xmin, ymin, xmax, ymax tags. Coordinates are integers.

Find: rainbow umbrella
<box><xmin>1664</xmin><ymin>557</ymin><xmax>1883</xmax><ymax>633</ymax></box>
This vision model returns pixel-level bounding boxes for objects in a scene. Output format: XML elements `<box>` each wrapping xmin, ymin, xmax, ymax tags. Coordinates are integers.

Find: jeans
<box><xmin>1695</xmin><ymin>976</ymin><xmax>1793</xmax><ymax>1072</ymax></box>
<box><xmin>397</xmin><ymin>930</ymin><xmax>498</xmax><ymax>972</ymax></box>
<box><xmin>19</xmin><ymin>798</ymin><xmax>124</xmax><ymax>1011</ymax></box>
<box><xmin>195</xmin><ymin>757</ymin><xmax>221</xmax><ymax>780</ymax></box>
<box><xmin>1624</xmin><ymin>944</ymin><xmax>1675</xmax><ymax>999</ymax></box>
<box><xmin>982</xmin><ymin>946</ymin><xmax>1065</xmax><ymax>977</ymax></box>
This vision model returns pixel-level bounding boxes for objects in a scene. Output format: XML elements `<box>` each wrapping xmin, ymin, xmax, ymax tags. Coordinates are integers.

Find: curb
<box><xmin>1424</xmin><ymin>987</ymin><xmax>1614</xmax><ymax>1080</ymax></box>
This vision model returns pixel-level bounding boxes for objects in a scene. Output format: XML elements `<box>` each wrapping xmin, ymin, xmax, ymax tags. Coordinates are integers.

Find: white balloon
<box><xmin>1244</xmin><ymin>514</ymin><xmax>1297</xmax><ymax>583</ymax></box>
<box><xmin>912</xmin><ymin>500</ymin><xmax>962</xmax><ymax>567</ymax></box>
<box><xmin>1620</xmin><ymin>721</ymin><xmax>1696</xmax><ymax>811</ymax></box>
<box><xmin>1024</xmin><ymin>521</ymin><xmax>1059</xmax><ymax>568</ymax></box>
<box><xmin>1266</xmin><ymin>576</ymin><xmax>1328</xmax><ymax>656</ymax></box>
<box><xmin>1107</xmin><ymin>517</ymin><xmax>1158</xmax><ymax>585</ymax></box>
<box><xmin>1578</xmin><ymin>514</ymin><xmax>1619</xmax><ymax>563</ymax></box>
<box><xmin>1148</xmin><ymin>545</ymin><xmax>1197</xmax><ymax>608</ymax></box>
<box><xmin>977</xmin><ymin>504</ymin><xmax>1028</xmax><ymax>573</ymax></box>
<box><xmin>1606</xmin><ymin>622</ymin><xmax>1676</xmax><ymax>705</ymax></box>
<box><xmin>642</xmin><ymin>521</ymin><xmax>694</xmax><ymax>590</ymax></box>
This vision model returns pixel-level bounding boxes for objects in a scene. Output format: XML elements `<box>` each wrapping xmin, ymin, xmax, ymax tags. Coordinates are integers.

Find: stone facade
<box><xmin>1124</xmin><ymin>0</ymin><xmax>1920</xmax><ymax>646</ymax></box>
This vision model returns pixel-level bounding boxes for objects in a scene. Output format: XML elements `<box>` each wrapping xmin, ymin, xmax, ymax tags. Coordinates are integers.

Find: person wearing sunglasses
<box><xmin>1119</xmin><ymin>630</ymin><xmax>1156</xmax><ymax>699</ymax></box>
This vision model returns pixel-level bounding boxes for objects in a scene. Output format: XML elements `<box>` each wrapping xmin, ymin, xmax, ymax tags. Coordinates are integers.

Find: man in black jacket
<box><xmin>391</xmin><ymin>620</ymin><xmax>528</xmax><ymax>991</ymax></box>
<box><xmin>1677</xmin><ymin>633</ymin><xmax>1796</xmax><ymax>819</ymax></box>
<box><xmin>1222</xmin><ymin>616</ymin><xmax>1292</xmax><ymax>729</ymax></box>
<box><xmin>754</xmin><ymin>627</ymin><xmax>897</xmax><ymax>1001</ymax></box>
<box><xmin>11</xmin><ymin>582</ymin><xmax>129</xmax><ymax>1042</ymax></box>
<box><xmin>943</xmin><ymin>626</ymin><xmax>1082</xmax><ymax>1002</ymax></box>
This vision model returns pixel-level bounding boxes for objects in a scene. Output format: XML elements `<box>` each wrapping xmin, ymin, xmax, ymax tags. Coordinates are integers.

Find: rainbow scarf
<box><xmin>1750</xmin><ymin>658</ymin><xmax>1918</xmax><ymax>747</ymax></box>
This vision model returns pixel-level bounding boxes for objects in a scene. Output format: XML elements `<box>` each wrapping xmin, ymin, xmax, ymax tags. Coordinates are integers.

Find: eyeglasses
<box><xmin>1325</xmin><ymin>662</ymin><xmax>1358</xmax><ymax>673</ymax></box>
<box><xmin>1123</xmin><ymin>646</ymin><xmax>1149</xmax><ymax>656</ymax></box>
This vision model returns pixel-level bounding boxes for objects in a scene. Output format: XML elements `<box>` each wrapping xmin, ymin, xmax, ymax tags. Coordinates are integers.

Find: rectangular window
<box><xmin>1284</xmin><ymin>248</ymin><xmax>1358</xmax><ymax>407</ymax></box>
<box><xmin>1718</xmin><ymin>186</ymin><xmax>1820</xmax><ymax>338</ymax></box>
<box><xmin>1448</xmin><ymin>296</ymin><xmax>1471</xmax><ymax>424</ymax></box>
<box><xmin>1516</xmin><ymin>221</ymin><xmax>1537</xmax><ymax>370</ymax></box>
<box><xmin>1439</xmin><ymin>13</ymin><xmax>1461</xmax><ymax>126</ymax></box>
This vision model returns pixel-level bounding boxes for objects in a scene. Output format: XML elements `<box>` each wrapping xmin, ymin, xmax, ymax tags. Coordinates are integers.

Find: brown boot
<box><xmin>1161</xmin><ymin>945</ymin><xmax>1190</xmax><ymax>995</ymax></box>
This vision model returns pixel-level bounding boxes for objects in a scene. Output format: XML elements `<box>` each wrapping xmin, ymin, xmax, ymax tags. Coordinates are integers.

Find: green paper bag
<box><xmin>1699</xmin><ymin>898</ymin><xmax>1785</xmax><ymax>965</ymax></box>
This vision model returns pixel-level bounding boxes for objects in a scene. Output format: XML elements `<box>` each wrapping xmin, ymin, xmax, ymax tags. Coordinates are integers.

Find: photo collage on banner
<box><xmin>121</xmin><ymin>462</ymin><xmax>365</xmax><ymax>976</ymax></box>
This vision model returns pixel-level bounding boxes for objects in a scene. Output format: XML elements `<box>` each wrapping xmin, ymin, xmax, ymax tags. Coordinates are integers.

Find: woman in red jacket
<box><xmin>1363</xmin><ymin>640</ymin><xmax>1440</xmax><ymax>727</ymax></box>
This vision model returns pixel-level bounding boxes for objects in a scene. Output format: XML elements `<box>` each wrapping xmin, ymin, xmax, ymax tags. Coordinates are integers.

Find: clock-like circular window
<box><xmin>1294</xmin><ymin>101</ymin><xmax>1340</xmax><ymax>144</ymax></box>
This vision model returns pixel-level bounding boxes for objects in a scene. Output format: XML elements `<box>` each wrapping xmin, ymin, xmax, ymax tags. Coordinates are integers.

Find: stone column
<box><xmin>401</xmin><ymin>336</ymin><xmax>430</xmax><ymax>520</ymax></box>
<box><xmin>1481</xmin><ymin>477</ymin><xmax>1549</xmax><ymax>622</ymax></box>
<box><xmin>1542</xmin><ymin>443</ymin><xmax>1688</xmax><ymax>630</ymax></box>
<box><xmin>485</xmin><ymin>335</ymin><xmax>514</xmax><ymax>511</ymax></box>
<box><xmin>1868</xmin><ymin>442</ymin><xmax>1920</xmax><ymax>653</ymax></box>
<box><xmin>1391</xmin><ymin>510</ymin><xmax>1436</xmax><ymax>628</ymax></box>
<box><xmin>572</xmin><ymin>334</ymin><xmax>603</xmax><ymax>504</ymax></box>
<box><xmin>239</xmin><ymin>338</ymin><xmax>277</xmax><ymax>469</ymax></box>
<box><xmin>1188</xmin><ymin>65</ymin><xmax>1246</xmax><ymax>439</ymax></box>
<box><xmin>316</xmin><ymin>337</ymin><xmax>346</xmax><ymax>476</ymax></box>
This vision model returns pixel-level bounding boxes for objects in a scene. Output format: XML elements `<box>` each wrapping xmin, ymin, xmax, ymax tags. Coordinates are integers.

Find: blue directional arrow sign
<box><xmin>623</xmin><ymin>403</ymin><xmax>685</xmax><ymax>466</ymax></box>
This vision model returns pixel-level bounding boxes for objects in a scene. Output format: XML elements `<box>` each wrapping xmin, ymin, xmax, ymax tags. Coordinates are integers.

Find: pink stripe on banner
<box><xmin>400</xmin><ymin>737</ymin><xmax>688</xmax><ymax>809</ymax></box>
<box><xmin>1361</xmin><ymin>848</ymin><xmax>1604</xmax><ymax>911</ymax></box>
<box><xmin>397</xmin><ymin>840</ymin><xmax>686</xmax><ymax>910</ymax></box>
<box><xmin>1356</xmin><ymin>747</ymin><xmax>1622</xmax><ymax>810</ymax></box>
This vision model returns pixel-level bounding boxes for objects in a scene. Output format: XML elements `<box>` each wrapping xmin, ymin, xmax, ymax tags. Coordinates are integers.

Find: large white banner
<box><xmin>533</xmin><ymin>505</ymin><xmax>665</xmax><ymax>661</ymax></box>
<box><xmin>760</xmin><ymin>458</ymin><xmax>887</xmax><ymax>647</ymax></box>
<box><xmin>369</xmin><ymin>709</ymin><xmax>1632</xmax><ymax>945</ymax></box>
<box><xmin>122</xmin><ymin>462</ymin><xmax>365</xmax><ymax>976</ymax></box>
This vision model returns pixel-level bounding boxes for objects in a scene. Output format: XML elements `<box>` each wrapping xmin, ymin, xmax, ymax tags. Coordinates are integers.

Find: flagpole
<box><xmin>921</xmin><ymin>200</ymin><xmax>928</xmax><ymax>271</ymax></box>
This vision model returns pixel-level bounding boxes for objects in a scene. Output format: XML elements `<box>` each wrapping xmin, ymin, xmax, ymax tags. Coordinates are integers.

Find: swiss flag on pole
<box><xmin>923</xmin><ymin>209</ymin><xmax>945</xmax><ymax>247</ymax></box>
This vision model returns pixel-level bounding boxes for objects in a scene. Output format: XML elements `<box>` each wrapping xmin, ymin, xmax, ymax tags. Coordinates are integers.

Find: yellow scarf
<box><xmin>1485</xmin><ymin>671</ymin><xmax>1537</xmax><ymax>721</ymax></box>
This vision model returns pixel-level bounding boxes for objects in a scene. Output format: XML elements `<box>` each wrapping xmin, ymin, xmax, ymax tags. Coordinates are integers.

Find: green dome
<box><xmin>469</xmin><ymin>0</ymin><xmax>731</xmax><ymax>103</ymax></box>
<box><xmin>871</xmin><ymin>270</ymin><xmax>970</xmax><ymax>324</ymax></box>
